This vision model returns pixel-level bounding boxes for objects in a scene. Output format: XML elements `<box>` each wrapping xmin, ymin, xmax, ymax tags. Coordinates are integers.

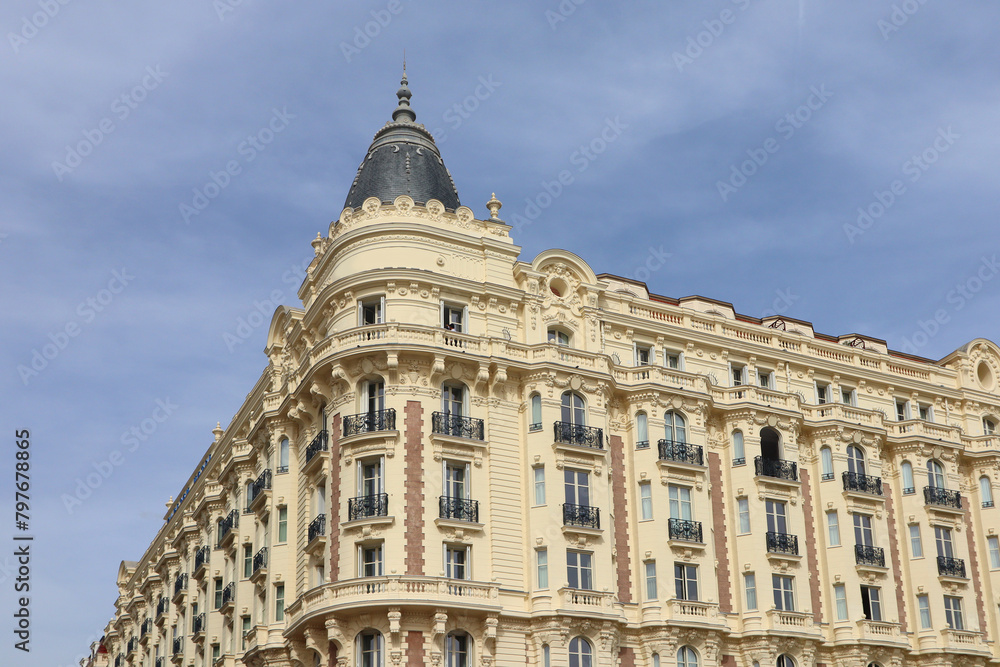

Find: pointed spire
<box><xmin>391</xmin><ymin>65</ymin><xmax>416</xmax><ymax>123</ymax></box>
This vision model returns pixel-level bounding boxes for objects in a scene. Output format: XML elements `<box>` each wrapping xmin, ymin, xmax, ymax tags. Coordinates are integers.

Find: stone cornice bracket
<box><xmin>430</xmin><ymin>355</ymin><xmax>446</xmax><ymax>384</ymax></box>
<box><xmin>309</xmin><ymin>379</ymin><xmax>331</xmax><ymax>408</ymax></box>
<box><xmin>432</xmin><ymin>608</ymin><xmax>448</xmax><ymax>645</ymax></box>
<box><xmin>387</xmin><ymin>607</ymin><xmax>401</xmax><ymax>643</ymax></box>
<box><xmin>304</xmin><ymin>626</ymin><xmax>329</xmax><ymax>664</ymax></box>
<box><xmin>287</xmin><ymin>639</ymin><xmax>310</xmax><ymax>667</ymax></box>
<box><xmin>324</xmin><ymin>617</ymin><xmax>347</xmax><ymax>653</ymax></box>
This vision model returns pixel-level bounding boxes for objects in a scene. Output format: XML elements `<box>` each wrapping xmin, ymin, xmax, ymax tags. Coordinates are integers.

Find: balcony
<box><xmin>308</xmin><ymin>513</ymin><xmax>326</xmax><ymax>544</ymax></box>
<box><xmin>193</xmin><ymin>545</ymin><xmax>210</xmax><ymax>578</ymax></box>
<box><xmin>172</xmin><ymin>637</ymin><xmax>183</xmax><ymax>656</ymax></box>
<box><xmin>217</xmin><ymin>509</ymin><xmax>238</xmax><ymax>548</ymax></box>
<box><xmin>843</xmin><ymin>471</ymin><xmax>883</xmax><ymax>496</ymax></box>
<box><xmin>156</xmin><ymin>658</ymin><xmax>164</xmax><ymax>667</ymax></box>
<box><xmin>127</xmin><ymin>638</ymin><xmax>137</xmax><ymax>654</ymax></box>
<box><xmin>937</xmin><ymin>556</ymin><xmax>966</xmax><ymax>578</ymax></box>
<box><xmin>668</xmin><ymin>518</ymin><xmax>703</xmax><ymax>543</ymax></box>
<box><xmin>854</xmin><ymin>544</ymin><xmax>886</xmax><ymax>568</ymax></box>
<box><xmin>348</xmin><ymin>493</ymin><xmax>389</xmax><ymax>521</ymax></box>
<box><xmin>139</xmin><ymin>619</ymin><xmax>152</xmax><ymax>643</ymax></box>
<box><xmin>343</xmin><ymin>409</ymin><xmax>396</xmax><ymax>437</ymax></box>
<box><xmin>155</xmin><ymin>597</ymin><xmax>168</xmax><ymax>622</ymax></box>
<box><xmin>192</xmin><ymin>613</ymin><xmax>206</xmax><ymax>639</ymax></box>
<box><xmin>924</xmin><ymin>486</ymin><xmax>962</xmax><ymax>510</ymax></box>
<box><xmin>439</xmin><ymin>496</ymin><xmax>479</xmax><ymax>523</ymax></box>
<box><xmin>766</xmin><ymin>531</ymin><xmax>799</xmax><ymax>556</ymax></box>
<box><xmin>658</xmin><ymin>440</ymin><xmax>704</xmax><ymax>466</ymax></box>
<box><xmin>304</xmin><ymin>430</ymin><xmax>329</xmax><ymax>465</ymax></box>
<box><xmin>172</xmin><ymin>573</ymin><xmax>188</xmax><ymax>601</ymax></box>
<box><xmin>220</xmin><ymin>582</ymin><xmax>235</xmax><ymax>613</ymax></box>
<box><xmin>432</xmin><ymin>412</ymin><xmax>485</xmax><ymax>440</ymax></box>
<box><xmin>562</xmin><ymin>503</ymin><xmax>600</xmax><ymax>529</ymax></box>
<box><xmin>115</xmin><ymin>655</ymin><xmax>122</xmax><ymax>667</ymax></box>
<box><xmin>755</xmin><ymin>456</ymin><xmax>798</xmax><ymax>482</ymax></box>
<box><xmin>553</xmin><ymin>421</ymin><xmax>603</xmax><ymax>449</ymax></box>
<box><xmin>251</xmin><ymin>547</ymin><xmax>268</xmax><ymax>581</ymax></box>
<box><xmin>247</xmin><ymin>469</ymin><xmax>271</xmax><ymax>511</ymax></box>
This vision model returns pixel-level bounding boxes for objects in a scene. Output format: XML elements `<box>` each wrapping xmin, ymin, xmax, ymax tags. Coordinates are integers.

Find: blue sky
<box><xmin>2</xmin><ymin>1</ymin><xmax>1000</xmax><ymax>664</ymax></box>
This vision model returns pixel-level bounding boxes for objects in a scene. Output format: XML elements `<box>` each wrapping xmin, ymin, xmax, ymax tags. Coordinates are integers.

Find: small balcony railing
<box><xmin>668</xmin><ymin>518</ymin><xmax>703</xmax><ymax>542</ymax></box>
<box><xmin>343</xmin><ymin>409</ymin><xmax>396</xmax><ymax>436</ymax></box>
<box><xmin>156</xmin><ymin>597</ymin><xmax>168</xmax><ymax>618</ymax></box>
<box><xmin>924</xmin><ymin>486</ymin><xmax>962</xmax><ymax>509</ymax></box>
<box><xmin>305</xmin><ymin>430</ymin><xmax>329</xmax><ymax>464</ymax></box>
<box><xmin>439</xmin><ymin>496</ymin><xmax>479</xmax><ymax>522</ymax></box>
<box><xmin>554</xmin><ymin>421</ymin><xmax>604</xmax><ymax>449</ymax></box>
<box><xmin>172</xmin><ymin>637</ymin><xmax>183</xmax><ymax>655</ymax></box>
<box><xmin>563</xmin><ymin>503</ymin><xmax>600</xmax><ymax>529</ymax></box>
<box><xmin>252</xmin><ymin>547</ymin><xmax>268</xmax><ymax>575</ymax></box>
<box><xmin>658</xmin><ymin>440</ymin><xmax>704</xmax><ymax>466</ymax></box>
<box><xmin>755</xmin><ymin>456</ymin><xmax>798</xmax><ymax>481</ymax></box>
<box><xmin>937</xmin><ymin>556</ymin><xmax>966</xmax><ymax>578</ymax></box>
<box><xmin>217</xmin><ymin>509</ymin><xmax>238</xmax><ymax>547</ymax></box>
<box><xmin>248</xmin><ymin>469</ymin><xmax>271</xmax><ymax>507</ymax></box>
<box><xmin>115</xmin><ymin>655</ymin><xmax>122</xmax><ymax>667</ymax></box>
<box><xmin>192</xmin><ymin>613</ymin><xmax>205</xmax><ymax>635</ymax></box>
<box><xmin>194</xmin><ymin>545</ymin><xmax>210</xmax><ymax>573</ymax></box>
<box><xmin>766</xmin><ymin>531</ymin><xmax>799</xmax><ymax>555</ymax></box>
<box><xmin>308</xmin><ymin>514</ymin><xmax>326</xmax><ymax>543</ymax></box>
<box><xmin>855</xmin><ymin>544</ymin><xmax>885</xmax><ymax>567</ymax></box>
<box><xmin>156</xmin><ymin>658</ymin><xmax>164</xmax><ymax>667</ymax></box>
<box><xmin>348</xmin><ymin>493</ymin><xmax>388</xmax><ymax>520</ymax></box>
<box><xmin>173</xmin><ymin>573</ymin><xmax>188</xmax><ymax>597</ymax></box>
<box><xmin>843</xmin><ymin>471</ymin><xmax>883</xmax><ymax>495</ymax></box>
<box><xmin>140</xmin><ymin>619</ymin><xmax>152</xmax><ymax>639</ymax></box>
<box><xmin>220</xmin><ymin>582</ymin><xmax>235</xmax><ymax>608</ymax></box>
<box><xmin>432</xmin><ymin>412</ymin><xmax>485</xmax><ymax>440</ymax></box>
<box><xmin>732</xmin><ymin>456</ymin><xmax>746</xmax><ymax>466</ymax></box>
<box><xmin>127</xmin><ymin>638</ymin><xmax>137</xmax><ymax>654</ymax></box>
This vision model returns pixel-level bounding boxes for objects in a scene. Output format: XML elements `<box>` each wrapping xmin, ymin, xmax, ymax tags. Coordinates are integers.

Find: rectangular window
<box><xmin>737</xmin><ymin>498</ymin><xmax>751</xmax><ymax>534</ymax></box>
<box><xmin>731</xmin><ymin>364</ymin><xmax>746</xmax><ymax>387</ymax></box>
<box><xmin>853</xmin><ymin>513</ymin><xmax>874</xmax><ymax>547</ymax></box>
<box><xmin>536</xmin><ymin>549</ymin><xmax>548</xmax><ymax>589</ymax></box>
<box><xmin>816</xmin><ymin>383</ymin><xmax>830</xmax><ymax>404</ymax></box>
<box><xmin>533</xmin><ymin>467</ymin><xmax>546</xmax><ymax>505</ymax></box>
<box><xmin>758</xmin><ymin>369</ymin><xmax>773</xmax><ymax>389</ymax></box>
<box><xmin>274</xmin><ymin>584</ymin><xmax>284</xmax><ymax>622</ymax></box>
<box><xmin>665</xmin><ymin>351</ymin><xmax>681</xmax><ymax>369</ymax></box>
<box><xmin>360</xmin><ymin>543</ymin><xmax>384</xmax><ymax>577</ymax></box>
<box><xmin>567</xmin><ymin>551</ymin><xmax>594</xmax><ymax>590</ymax></box>
<box><xmin>240</xmin><ymin>616</ymin><xmax>250</xmax><ymax>650</ymax></box>
<box><xmin>444</xmin><ymin>461</ymin><xmax>469</xmax><ymax>500</ymax></box>
<box><xmin>919</xmin><ymin>404</ymin><xmax>933</xmax><ymax>421</ymax></box>
<box><xmin>640</xmin><ymin>482</ymin><xmax>653</xmax><ymax>520</ymax></box>
<box><xmin>636</xmin><ymin>412</ymin><xmax>649</xmax><ymax>448</ymax></box>
<box><xmin>841</xmin><ymin>387</ymin><xmax>856</xmax><ymax>406</ymax></box>
<box><xmin>564</xmin><ymin>469</ymin><xmax>590</xmax><ymax>506</ymax></box>
<box><xmin>358</xmin><ymin>457</ymin><xmax>384</xmax><ymax>497</ymax></box>
<box><xmin>944</xmin><ymin>596</ymin><xmax>964</xmax><ymax>630</ymax></box>
<box><xmin>442</xmin><ymin>302</ymin><xmax>466</xmax><ymax>333</ymax></box>
<box><xmin>861</xmin><ymin>586</ymin><xmax>883</xmax><ymax>621</ymax></box>
<box><xmin>834</xmin><ymin>584</ymin><xmax>848</xmax><ymax>621</ymax></box>
<box><xmin>989</xmin><ymin>536</ymin><xmax>1000</xmax><ymax>569</ymax></box>
<box><xmin>445</xmin><ymin>545</ymin><xmax>469</xmax><ymax>580</ymax></box>
<box><xmin>211</xmin><ymin>645</ymin><xmax>220</xmax><ymax>662</ymax></box>
<box><xmin>910</xmin><ymin>524</ymin><xmax>923</xmax><ymax>558</ymax></box>
<box><xmin>744</xmin><ymin>573</ymin><xmax>757</xmax><ymax>610</ymax></box>
<box><xmin>243</xmin><ymin>545</ymin><xmax>252</xmax><ymax>579</ymax></box>
<box><xmin>934</xmin><ymin>526</ymin><xmax>954</xmax><ymax>558</ymax></box>
<box><xmin>358</xmin><ymin>296</ymin><xmax>385</xmax><ymax>326</ymax></box>
<box><xmin>895</xmin><ymin>399</ymin><xmax>910</xmax><ymax>421</ymax></box>
<box><xmin>669</xmin><ymin>485</ymin><xmax>692</xmax><ymax>520</ymax></box>
<box><xmin>765</xmin><ymin>500</ymin><xmax>788</xmax><ymax>534</ymax></box>
<box><xmin>827</xmin><ymin>511</ymin><xmax>841</xmax><ymax>546</ymax></box>
<box><xmin>917</xmin><ymin>594</ymin><xmax>932</xmax><ymax>629</ymax></box>
<box><xmin>635</xmin><ymin>344</ymin><xmax>652</xmax><ymax>366</ymax></box>
<box><xmin>674</xmin><ymin>563</ymin><xmax>698</xmax><ymax>601</ymax></box>
<box><xmin>772</xmin><ymin>575</ymin><xmax>794</xmax><ymax>611</ymax></box>
<box><xmin>213</xmin><ymin>577</ymin><xmax>223</xmax><ymax>609</ymax></box>
<box><xmin>277</xmin><ymin>508</ymin><xmax>287</xmax><ymax>543</ymax></box>
<box><xmin>645</xmin><ymin>561</ymin><xmax>657</xmax><ymax>600</ymax></box>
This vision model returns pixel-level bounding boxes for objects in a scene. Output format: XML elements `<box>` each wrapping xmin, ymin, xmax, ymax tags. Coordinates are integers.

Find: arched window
<box><xmin>820</xmin><ymin>447</ymin><xmax>834</xmax><ymax>480</ymax></box>
<box><xmin>776</xmin><ymin>655</ymin><xmax>795</xmax><ymax>667</ymax></box>
<box><xmin>561</xmin><ymin>392</ymin><xmax>586</xmax><ymax>426</ymax></box>
<box><xmin>847</xmin><ymin>445</ymin><xmax>866</xmax><ymax>476</ymax></box>
<box><xmin>636</xmin><ymin>412</ymin><xmax>649</xmax><ymax>448</ymax></box>
<box><xmin>442</xmin><ymin>383</ymin><xmax>467</xmax><ymax>417</ymax></box>
<box><xmin>445</xmin><ymin>632</ymin><xmax>470</xmax><ymax>667</ymax></box>
<box><xmin>981</xmin><ymin>476</ymin><xmax>994</xmax><ymax>508</ymax></box>
<box><xmin>665</xmin><ymin>411</ymin><xmax>687</xmax><ymax>444</ymax></box>
<box><xmin>927</xmin><ymin>460</ymin><xmax>946</xmax><ymax>488</ymax></box>
<box><xmin>568</xmin><ymin>637</ymin><xmax>593</xmax><ymax>667</ymax></box>
<box><xmin>279</xmin><ymin>438</ymin><xmax>289</xmax><ymax>472</ymax></box>
<box><xmin>732</xmin><ymin>430</ymin><xmax>745</xmax><ymax>465</ymax></box>
<box><xmin>677</xmin><ymin>646</ymin><xmax>698</xmax><ymax>667</ymax></box>
<box><xmin>529</xmin><ymin>394</ymin><xmax>542</xmax><ymax>431</ymax></box>
<box><xmin>760</xmin><ymin>427</ymin><xmax>781</xmax><ymax>461</ymax></box>
<box><xmin>652</xmin><ymin>654</ymin><xmax>661</xmax><ymax>667</ymax></box>
<box><xmin>901</xmin><ymin>461</ymin><xmax>915</xmax><ymax>494</ymax></box>
<box><xmin>363</xmin><ymin>378</ymin><xmax>385</xmax><ymax>415</ymax></box>
<box><xmin>547</xmin><ymin>327</ymin><xmax>571</xmax><ymax>346</ymax></box>
<box><xmin>542</xmin><ymin>645</ymin><xmax>550</xmax><ymax>667</ymax></box>
<box><xmin>356</xmin><ymin>631</ymin><xmax>384</xmax><ymax>667</ymax></box>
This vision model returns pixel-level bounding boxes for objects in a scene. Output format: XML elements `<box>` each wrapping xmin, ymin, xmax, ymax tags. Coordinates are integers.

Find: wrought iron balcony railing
<box><xmin>127</xmin><ymin>638</ymin><xmax>137</xmax><ymax>654</ymax></box>
<box><xmin>194</xmin><ymin>545</ymin><xmax>210</xmax><ymax>572</ymax></box>
<box><xmin>843</xmin><ymin>471</ymin><xmax>883</xmax><ymax>495</ymax></box>
<box><xmin>343</xmin><ymin>409</ymin><xmax>396</xmax><ymax>436</ymax></box>
<box><xmin>172</xmin><ymin>637</ymin><xmax>183</xmax><ymax>655</ymax></box>
<box><xmin>668</xmin><ymin>518</ymin><xmax>703</xmax><ymax>542</ymax></box>
<box><xmin>554</xmin><ymin>421</ymin><xmax>604</xmax><ymax>449</ymax></box>
<box><xmin>217</xmin><ymin>509</ymin><xmax>238</xmax><ymax>546</ymax></box>
<box><xmin>348</xmin><ymin>493</ymin><xmax>389</xmax><ymax>520</ymax></box>
<box><xmin>903</xmin><ymin>486</ymin><xmax>915</xmax><ymax>495</ymax></box>
<box><xmin>636</xmin><ymin>440</ymin><xmax>650</xmax><ymax>449</ymax></box>
<box><xmin>308</xmin><ymin>514</ymin><xmax>326</xmax><ymax>543</ymax></box>
<box><xmin>192</xmin><ymin>613</ymin><xmax>205</xmax><ymax>635</ymax></box>
<box><xmin>220</xmin><ymin>582</ymin><xmax>235</xmax><ymax>608</ymax></box>
<box><xmin>766</xmin><ymin>531</ymin><xmax>799</xmax><ymax>555</ymax></box>
<box><xmin>156</xmin><ymin>597</ymin><xmax>168</xmax><ymax>618</ymax></box>
<box><xmin>924</xmin><ymin>486</ymin><xmax>962</xmax><ymax>509</ymax></box>
<box><xmin>252</xmin><ymin>547</ymin><xmax>267</xmax><ymax>575</ymax></box>
<box><xmin>755</xmin><ymin>456</ymin><xmax>798</xmax><ymax>481</ymax></box>
<box><xmin>432</xmin><ymin>412</ymin><xmax>485</xmax><ymax>440</ymax></box>
<box><xmin>156</xmin><ymin>657</ymin><xmax>164</xmax><ymax>667</ymax></box>
<box><xmin>658</xmin><ymin>440</ymin><xmax>704</xmax><ymax>466</ymax></box>
<box><xmin>115</xmin><ymin>655</ymin><xmax>122</xmax><ymax>667</ymax></box>
<box><xmin>439</xmin><ymin>496</ymin><xmax>479</xmax><ymax>522</ymax></box>
<box><xmin>937</xmin><ymin>556</ymin><xmax>966</xmax><ymax>578</ymax></box>
<box><xmin>855</xmin><ymin>544</ymin><xmax>885</xmax><ymax>567</ymax></box>
<box><xmin>248</xmin><ymin>469</ymin><xmax>271</xmax><ymax>506</ymax></box>
<box><xmin>563</xmin><ymin>502</ymin><xmax>601</xmax><ymax>529</ymax></box>
<box><xmin>984</xmin><ymin>500</ymin><xmax>995</xmax><ymax>508</ymax></box>
<box><xmin>173</xmin><ymin>573</ymin><xmax>187</xmax><ymax>597</ymax></box>
<box><xmin>732</xmin><ymin>457</ymin><xmax>746</xmax><ymax>466</ymax></box>
<box><xmin>140</xmin><ymin>619</ymin><xmax>152</xmax><ymax>638</ymax></box>
<box><xmin>305</xmin><ymin>430</ymin><xmax>329</xmax><ymax>464</ymax></box>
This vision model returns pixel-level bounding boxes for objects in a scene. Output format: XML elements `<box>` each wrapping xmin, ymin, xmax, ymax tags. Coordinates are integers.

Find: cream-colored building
<box><xmin>85</xmin><ymin>74</ymin><xmax>1000</xmax><ymax>667</ymax></box>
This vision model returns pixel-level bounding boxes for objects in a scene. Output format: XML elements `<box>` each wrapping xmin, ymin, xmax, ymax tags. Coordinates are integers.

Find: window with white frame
<box><xmin>358</xmin><ymin>296</ymin><xmax>385</xmax><ymax>326</ymax></box>
<box><xmin>356</xmin><ymin>631</ymin><xmax>384</xmax><ymax>667</ymax></box>
<box><xmin>568</xmin><ymin>637</ymin><xmax>593</xmax><ymax>667</ymax></box>
<box><xmin>834</xmin><ymin>584</ymin><xmax>847</xmax><ymax>620</ymax></box>
<box><xmin>639</xmin><ymin>482</ymin><xmax>653</xmax><ymax>520</ymax></box>
<box><xmin>758</xmin><ymin>368</ymin><xmax>774</xmax><ymax>389</ymax></box>
<box><xmin>529</xmin><ymin>394</ymin><xmax>543</xmax><ymax>431</ymax></box>
<box><xmin>442</xmin><ymin>383</ymin><xmax>468</xmax><ymax>417</ymax></box>
<box><xmin>278</xmin><ymin>438</ymin><xmax>289</xmax><ymax>473</ymax></box>
<box><xmin>827</xmin><ymin>511</ymin><xmax>840</xmax><ymax>546</ymax></box>
<box><xmin>765</xmin><ymin>500</ymin><xmax>788</xmax><ymax>534</ymax></box>
<box><xmin>918</xmin><ymin>403</ymin><xmax>933</xmax><ymax>421</ymax></box>
<box><xmin>677</xmin><ymin>646</ymin><xmax>698</xmax><ymax>667</ymax></box>
<box><xmin>277</xmin><ymin>507</ymin><xmax>287</xmax><ymax>543</ymax></box>
<box><xmin>274</xmin><ymin>584</ymin><xmax>284</xmax><ymax>622</ymax></box>
<box><xmin>984</xmin><ymin>417</ymin><xmax>997</xmax><ymax>435</ymax></box>
<box><xmin>536</xmin><ymin>549</ymin><xmax>548</xmax><ymax>588</ymax></box>
<box><xmin>362</xmin><ymin>379</ymin><xmax>386</xmax><ymax>415</ymax></box>
<box><xmin>665</xmin><ymin>349</ymin><xmax>682</xmax><ymax>370</ymax></box>
<box><xmin>820</xmin><ymin>447</ymin><xmax>834</xmax><ymax>480</ymax></box>
<box><xmin>357</xmin><ymin>457</ymin><xmax>384</xmax><ymax>498</ymax></box>
<box><xmin>981</xmin><ymin>476</ymin><xmax>994</xmax><ymax>508</ymax></box>
<box><xmin>944</xmin><ymin>596</ymin><xmax>964</xmax><ymax>630</ymax></box>
<box><xmin>442</xmin><ymin>302</ymin><xmax>467</xmax><ymax>332</ymax></box>
<box><xmin>927</xmin><ymin>459</ymin><xmax>946</xmax><ymax>488</ymax></box>
<box><xmin>635</xmin><ymin>342</ymin><xmax>653</xmax><ymax>366</ymax></box>
<box><xmin>853</xmin><ymin>513</ymin><xmax>874</xmax><ymax>548</ymax></box>
<box><xmin>645</xmin><ymin>561</ymin><xmax>657</xmax><ymax>600</ymax></box>
<box><xmin>674</xmin><ymin>563</ymin><xmax>698</xmax><ymax>601</ymax></box>
<box><xmin>737</xmin><ymin>498</ymin><xmax>750</xmax><ymax>534</ymax></box>
<box><xmin>841</xmin><ymin>386</ymin><xmax>857</xmax><ymax>406</ymax></box>
<box><xmin>987</xmin><ymin>536</ymin><xmax>1000</xmax><ymax>569</ymax></box>
<box><xmin>444</xmin><ymin>460</ymin><xmax>470</xmax><ymax>500</ymax></box>
<box><xmin>730</xmin><ymin>363</ymin><xmax>747</xmax><ymax>387</ymax></box>
<box><xmin>815</xmin><ymin>382</ymin><xmax>830</xmax><ymax>405</ymax></box>
<box><xmin>359</xmin><ymin>543</ymin><xmax>384</xmax><ymax>577</ymax></box>
<box><xmin>744</xmin><ymin>572</ymin><xmax>757</xmax><ymax>610</ymax></box>
<box><xmin>636</xmin><ymin>412</ymin><xmax>649</xmax><ymax>449</ymax></box>
<box><xmin>917</xmin><ymin>594</ymin><xmax>932</xmax><ymax>629</ymax></box>
<box><xmin>533</xmin><ymin>466</ymin><xmax>546</xmax><ymax>505</ymax></box>
<box><xmin>548</xmin><ymin>327</ymin><xmax>571</xmax><ymax>346</ymax></box>
<box><xmin>934</xmin><ymin>526</ymin><xmax>954</xmax><ymax>559</ymax></box>
<box><xmin>664</xmin><ymin>411</ymin><xmax>687</xmax><ymax>444</ymax></box>
<box><xmin>567</xmin><ymin>551</ymin><xmax>594</xmax><ymax>590</ymax></box>
<box><xmin>901</xmin><ymin>461</ymin><xmax>915</xmax><ymax>494</ymax></box>
<box><xmin>732</xmin><ymin>430</ymin><xmax>745</xmax><ymax>465</ymax></box>
<box><xmin>669</xmin><ymin>485</ymin><xmax>693</xmax><ymax>521</ymax></box>
<box><xmin>909</xmin><ymin>524</ymin><xmax>923</xmax><ymax>558</ymax></box>
<box><xmin>895</xmin><ymin>399</ymin><xmax>910</xmax><ymax>421</ymax></box>
<box><xmin>445</xmin><ymin>545</ymin><xmax>470</xmax><ymax>580</ymax></box>
<box><xmin>772</xmin><ymin>575</ymin><xmax>794</xmax><ymax>611</ymax></box>
<box><xmin>861</xmin><ymin>585</ymin><xmax>883</xmax><ymax>621</ymax></box>
<box><xmin>564</xmin><ymin>469</ymin><xmax>590</xmax><ymax>508</ymax></box>
<box><xmin>445</xmin><ymin>632</ymin><xmax>471</xmax><ymax>667</ymax></box>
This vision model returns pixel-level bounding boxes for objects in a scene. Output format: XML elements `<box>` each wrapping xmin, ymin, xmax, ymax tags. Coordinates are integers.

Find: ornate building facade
<box><xmin>84</xmin><ymin>74</ymin><xmax>1000</xmax><ymax>667</ymax></box>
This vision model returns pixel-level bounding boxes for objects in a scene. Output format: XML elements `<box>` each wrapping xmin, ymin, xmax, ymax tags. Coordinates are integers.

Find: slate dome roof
<box><xmin>343</xmin><ymin>72</ymin><xmax>461</xmax><ymax>211</ymax></box>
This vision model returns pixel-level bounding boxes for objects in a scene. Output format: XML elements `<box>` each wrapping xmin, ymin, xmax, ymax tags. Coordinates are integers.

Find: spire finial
<box><xmin>392</xmin><ymin>63</ymin><xmax>416</xmax><ymax>123</ymax></box>
<box><xmin>486</xmin><ymin>192</ymin><xmax>503</xmax><ymax>220</ymax></box>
